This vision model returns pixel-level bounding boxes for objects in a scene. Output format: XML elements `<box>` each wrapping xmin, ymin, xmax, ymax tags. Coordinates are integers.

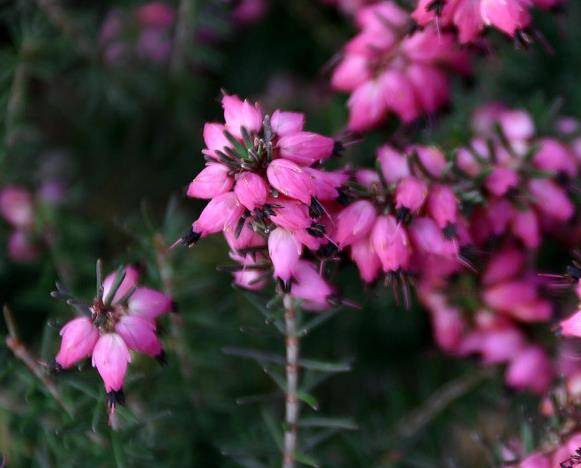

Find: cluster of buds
<box><xmin>331</xmin><ymin>1</ymin><xmax>470</xmax><ymax>132</ymax></box>
<box><xmin>457</xmin><ymin>104</ymin><xmax>577</xmax><ymax>248</ymax></box>
<box><xmin>337</xmin><ymin>144</ymin><xmax>467</xmax><ymax>300</ymax></box>
<box><xmin>413</xmin><ymin>0</ymin><xmax>563</xmax><ymax>45</ymax></box>
<box><xmin>180</xmin><ymin>94</ymin><xmax>343</xmax><ymax>309</ymax></box>
<box><xmin>53</xmin><ymin>265</ymin><xmax>173</xmax><ymax>408</ymax></box>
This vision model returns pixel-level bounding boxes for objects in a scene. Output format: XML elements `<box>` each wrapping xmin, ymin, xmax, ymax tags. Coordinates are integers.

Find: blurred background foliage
<box><xmin>0</xmin><ymin>0</ymin><xmax>579</xmax><ymax>466</ymax></box>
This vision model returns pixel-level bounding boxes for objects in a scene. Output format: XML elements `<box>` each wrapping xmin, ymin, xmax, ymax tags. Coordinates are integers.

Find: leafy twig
<box><xmin>3</xmin><ymin>305</ymin><xmax>74</xmax><ymax>417</ymax></box>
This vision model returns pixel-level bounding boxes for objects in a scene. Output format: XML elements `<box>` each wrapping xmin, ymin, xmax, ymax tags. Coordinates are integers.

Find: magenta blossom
<box><xmin>55</xmin><ymin>266</ymin><xmax>172</xmax><ymax>398</ymax></box>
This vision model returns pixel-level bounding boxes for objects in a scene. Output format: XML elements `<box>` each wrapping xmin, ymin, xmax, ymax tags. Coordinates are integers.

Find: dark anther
<box><xmin>426</xmin><ymin>0</ymin><xmax>446</xmax><ymax>16</ymax></box>
<box><xmin>332</xmin><ymin>140</ymin><xmax>345</xmax><ymax>156</ymax></box>
<box><xmin>107</xmin><ymin>389</ymin><xmax>126</xmax><ymax>407</ymax></box>
<box><xmin>318</xmin><ymin>242</ymin><xmax>339</xmax><ymax>258</ymax></box>
<box><xmin>171</xmin><ymin>301</ymin><xmax>179</xmax><ymax>314</ymax></box>
<box><xmin>566</xmin><ymin>265</ymin><xmax>581</xmax><ymax>281</ymax></box>
<box><xmin>307</xmin><ymin>223</ymin><xmax>326</xmax><ymax>238</ymax></box>
<box><xmin>49</xmin><ymin>360</ymin><xmax>63</xmax><ymax>374</ymax></box>
<box><xmin>336</xmin><ymin>188</ymin><xmax>350</xmax><ymax>206</ymax></box>
<box><xmin>178</xmin><ymin>229</ymin><xmax>201</xmax><ymax>247</ymax></box>
<box><xmin>309</xmin><ymin>197</ymin><xmax>324</xmax><ymax>219</ymax></box>
<box><xmin>443</xmin><ymin>223</ymin><xmax>457</xmax><ymax>239</ymax></box>
<box><xmin>395</xmin><ymin>207</ymin><xmax>411</xmax><ymax>224</ymax></box>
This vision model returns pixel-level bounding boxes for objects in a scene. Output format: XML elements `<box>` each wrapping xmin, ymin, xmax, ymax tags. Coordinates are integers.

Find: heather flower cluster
<box><xmin>54</xmin><ymin>266</ymin><xmax>172</xmax><ymax>407</ymax></box>
<box><xmin>182</xmin><ymin>94</ymin><xmax>342</xmax><ymax>309</ymax></box>
<box><xmin>413</xmin><ymin>0</ymin><xmax>563</xmax><ymax>44</ymax></box>
<box><xmin>331</xmin><ymin>1</ymin><xmax>470</xmax><ymax>131</ymax></box>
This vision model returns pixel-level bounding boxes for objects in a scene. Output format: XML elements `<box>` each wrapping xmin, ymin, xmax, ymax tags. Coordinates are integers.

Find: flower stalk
<box><xmin>283</xmin><ymin>294</ymin><xmax>299</xmax><ymax>468</ymax></box>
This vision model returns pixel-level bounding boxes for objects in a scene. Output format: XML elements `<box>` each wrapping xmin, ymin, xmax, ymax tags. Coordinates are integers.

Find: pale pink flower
<box><xmin>192</xmin><ymin>192</ymin><xmax>244</xmax><ymax>237</ymax></box>
<box><xmin>92</xmin><ymin>333</ymin><xmax>132</xmax><ymax>393</ymax></box>
<box><xmin>202</xmin><ymin>123</ymin><xmax>232</xmax><ymax>158</ymax></box>
<box><xmin>395</xmin><ymin>176</ymin><xmax>428</xmax><ymax>214</ymax></box>
<box><xmin>115</xmin><ymin>315</ymin><xmax>163</xmax><ymax>357</ymax></box>
<box><xmin>234</xmin><ymin>172</ymin><xmax>269</xmax><ymax>211</ymax></box>
<box><xmin>0</xmin><ymin>186</ymin><xmax>35</xmax><ymax>228</ymax></box>
<box><xmin>290</xmin><ymin>261</ymin><xmax>334</xmax><ymax>310</ymax></box>
<box><xmin>266</xmin><ymin>159</ymin><xmax>314</xmax><ymax>205</ymax></box>
<box><xmin>560</xmin><ymin>310</ymin><xmax>581</xmax><ymax>338</ymax></box>
<box><xmin>187</xmin><ymin>163</ymin><xmax>233</xmax><ymax>199</ymax></box>
<box><xmin>277</xmin><ymin>132</ymin><xmax>334</xmax><ymax>166</ymax></box>
<box><xmin>377</xmin><ymin>145</ymin><xmax>409</xmax><ymax>184</ymax></box>
<box><xmin>56</xmin><ymin>317</ymin><xmax>100</xmax><ymax>369</ymax></box>
<box><xmin>485</xmin><ymin>167</ymin><xmax>519</xmax><ymax>196</ymax></box>
<box><xmin>222</xmin><ymin>94</ymin><xmax>263</xmax><ymax>139</ymax></box>
<box><xmin>427</xmin><ymin>184</ymin><xmax>458</xmax><ymax>231</ymax></box>
<box><xmin>268</xmin><ymin>228</ymin><xmax>302</xmax><ymax>283</ymax></box>
<box><xmin>102</xmin><ymin>265</ymin><xmax>141</xmax><ymax>305</ymax></box>
<box><xmin>127</xmin><ymin>287</ymin><xmax>173</xmax><ymax>321</ymax></box>
<box><xmin>370</xmin><ymin>214</ymin><xmax>411</xmax><ymax>272</ymax></box>
<box><xmin>270</xmin><ymin>110</ymin><xmax>305</xmax><ymax>137</ymax></box>
<box><xmin>7</xmin><ymin>230</ymin><xmax>38</xmax><ymax>263</ymax></box>
<box><xmin>528</xmin><ymin>178</ymin><xmax>574</xmax><ymax>222</ymax></box>
<box><xmin>334</xmin><ymin>200</ymin><xmax>377</xmax><ymax>248</ymax></box>
<box><xmin>350</xmin><ymin>237</ymin><xmax>381</xmax><ymax>283</ymax></box>
<box><xmin>505</xmin><ymin>345</ymin><xmax>552</xmax><ymax>394</ymax></box>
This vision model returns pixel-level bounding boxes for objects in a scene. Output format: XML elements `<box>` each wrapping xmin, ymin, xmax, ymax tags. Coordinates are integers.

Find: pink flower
<box><xmin>127</xmin><ymin>287</ymin><xmax>173</xmax><ymax>321</ymax></box>
<box><xmin>7</xmin><ymin>230</ymin><xmax>38</xmax><ymax>263</ymax></box>
<box><xmin>187</xmin><ymin>163</ymin><xmax>233</xmax><ymax>199</ymax></box>
<box><xmin>268</xmin><ymin>228</ymin><xmax>302</xmax><ymax>283</ymax></box>
<box><xmin>533</xmin><ymin>138</ymin><xmax>577</xmax><ymax>178</ymax></box>
<box><xmin>266</xmin><ymin>159</ymin><xmax>314</xmax><ymax>205</ymax></box>
<box><xmin>480</xmin><ymin>0</ymin><xmax>530</xmax><ymax>37</ymax></box>
<box><xmin>483</xmin><ymin>280</ymin><xmax>552</xmax><ymax>322</ymax></box>
<box><xmin>482</xmin><ymin>246</ymin><xmax>525</xmax><ymax>286</ymax></box>
<box><xmin>334</xmin><ymin>200</ymin><xmax>377</xmax><ymax>248</ymax></box>
<box><xmin>102</xmin><ymin>265</ymin><xmax>141</xmax><ymax>305</ymax></box>
<box><xmin>222</xmin><ymin>94</ymin><xmax>263</xmax><ymax>139</ymax></box>
<box><xmin>511</xmin><ymin>208</ymin><xmax>540</xmax><ymax>248</ymax></box>
<box><xmin>350</xmin><ymin>237</ymin><xmax>381</xmax><ymax>283</ymax></box>
<box><xmin>377</xmin><ymin>145</ymin><xmax>409</xmax><ymax>184</ymax></box>
<box><xmin>290</xmin><ymin>261</ymin><xmax>334</xmax><ymax>310</ymax></box>
<box><xmin>505</xmin><ymin>346</ymin><xmax>552</xmax><ymax>394</ymax></box>
<box><xmin>370</xmin><ymin>214</ymin><xmax>411</xmax><ymax>272</ymax></box>
<box><xmin>485</xmin><ymin>167</ymin><xmax>519</xmax><ymax>196</ymax></box>
<box><xmin>234</xmin><ymin>172</ymin><xmax>269</xmax><ymax>211</ymax></box>
<box><xmin>427</xmin><ymin>184</ymin><xmax>458</xmax><ymax>231</ymax></box>
<box><xmin>560</xmin><ymin>310</ymin><xmax>581</xmax><ymax>338</ymax></box>
<box><xmin>92</xmin><ymin>333</ymin><xmax>132</xmax><ymax>392</ymax></box>
<box><xmin>270</xmin><ymin>199</ymin><xmax>312</xmax><ymax>232</ymax></box>
<box><xmin>0</xmin><ymin>186</ymin><xmax>35</xmax><ymax>228</ymax></box>
<box><xmin>520</xmin><ymin>453</ymin><xmax>550</xmax><ymax>468</ymax></box>
<box><xmin>409</xmin><ymin>217</ymin><xmax>458</xmax><ymax>258</ymax></box>
<box><xmin>271</xmin><ymin>110</ymin><xmax>305</xmax><ymax>137</ymax></box>
<box><xmin>498</xmin><ymin>109</ymin><xmax>535</xmax><ymax>142</ymax></box>
<box><xmin>192</xmin><ymin>192</ymin><xmax>244</xmax><ymax>237</ymax></box>
<box><xmin>528</xmin><ymin>178</ymin><xmax>574</xmax><ymax>222</ymax></box>
<box><xmin>277</xmin><ymin>131</ymin><xmax>335</xmax><ymax>166</ymax></box>
<box><xmin>202</xmin><ymin>123</ymin><xmax>231</xmax><ymax>158</ymax></box>
<box><xmin>395</xmin><ymin>176</ymin><xmax>428</xmax><ymax>214</ymax></box>
<box><xmin>136</xmin><ymin>2</ymin><xmax>176</xmax><ymax>29</ymax></box>
<box><xmin>430</xmin><ymin>305</ymin><xmax>465</xmax><ymax>353</ymax></box>
<box><xmin>346</xmin><ymin>80</ymin><xmax>389</xmax><ymax>132</ymax></box>
<box><xmin>56</xmin><ymin>317</ymin><xmax>100</xmax><ymax>368</ymax></box>
<box><xmin>331</xmin><ymin>54</ymin><xmax>370</xmax><ymax>92</ymax></box>
<box><xmin>304</xmin><ymin>168</ymin><xmax>348</xmax><ymax>201</ymax></box>
<box><xmin>355</xmin><ymin>169</ymin><xmax>381</xmax><ymax>189</ymax></box>
<box><xmin>224</xmin><ymin>220</ymin><xmax>265</xmax><ymax>251</ymax></box>
<box><xmin>115</xmin><ymin>315</ymin><xmax>163</xmax><ymax>357</ymax></box>
<box><xmin>414</xmin><ymin>146</ymin><xmax>447</xmax><ymax>178</ymax></box>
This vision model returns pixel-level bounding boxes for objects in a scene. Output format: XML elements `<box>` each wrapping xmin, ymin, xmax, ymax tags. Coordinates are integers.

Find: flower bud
<box><xmin>370</xmin><ymin>214</ymin><xmax>411</xmax><ymax>272</ymax></box>
<box><xmin>56</xmin><ymin>317</ymin><xmax>99</xmax><ymax>368</ymax></box>
<box><xmin>192</xmin><ymin>192</ymin><xmax>244</xmax><ymax>237</ymax></box>
<box><xmin>277</xmin><ymin>132</ymin><xmax>335</xmax><ymax>166</ymax></box>
<box><xmin>222</xmin><ymin>94</ymin><xmax>263</xmax><ymax>139</ymax></box>
<box><xmin>377</xmin><ymin>145</ymin><xmax>409</xmax><ymax>184</ymax></box>
<box><xmin>350</xmin><ymin>237</ymin><xmax>381</xmax><ymax>283</ymax></box>
<box><xmin>395</xmin><ymin>176</ymin><xmax>428</xmax><ymax>214</ymax></box>
<box><xmin>128</xmin><ymin>287</ymin><xmax>173</xmax><ymax>321</ymax></box>
<box><xmin>427</xmin><ymin>184</ymin><xmax>458</xmax><ymax>230</ymax></box>
<box><xmin>92</xmin><ymin>333</ymin><xmax>132</xmax><ymax>392</ymax></box>
<box><xmin>268</xmin><ymin>228</ymin><xmax>301</xmax><ymax>283</ymax></box>
<box><xmin>266</xmin><ymin>159</ymin><xmax>314</xmax><ymax>204</ymax></box>
<box><xmin>115</xmin><ymin>315</ymin><xmax>163</xmax><ymax>357</ymax></box>
<box><xmin>270</xmin><ymin>110</ymin><xmax>304</xmax><ymax>137</ymax></box>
